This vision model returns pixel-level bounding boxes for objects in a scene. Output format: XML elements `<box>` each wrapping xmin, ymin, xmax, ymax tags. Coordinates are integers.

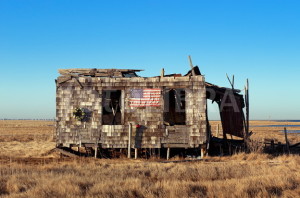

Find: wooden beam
<box><xmin>226</xmin><ymin>73</ymin><xmax>234</xmax><ymax>89</ymax></box>
<box><xmin>58</xmin><ymin>68</ymin><xmax>144</xmax><ymax>75</ymax></box>
<box><xmin>55</xmin><ymin>148</ymin><xmax>79</xmax><ymax>158</ymax></box>
<box><xmin>74</xmin><ymin>77</ymin><xmax>83</xmax><ymax>89</ymax></box>
<box><xmin>57</xmin><ymin>75</ymin><xmax>72</xmax><ymax>84</ymax></box>
<box><xmin>188</xmin><ymin>55</ymin><xmax>196</xmax><ymax>76</ymax></box>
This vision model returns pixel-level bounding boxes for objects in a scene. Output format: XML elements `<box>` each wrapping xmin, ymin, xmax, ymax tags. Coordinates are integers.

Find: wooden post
<box><xmin>128</xmin><ymin>123</ymin><xmax>132</xmax><ymax>159</ymax></box>
<box><xmin>226</xmin><ymin>74</ymin><xmax>235</xmax><ymax>90</ymax></box>
<box><xmin>158</xmin><ymin>148</ymin><xmax>161</xmax><ymax>158</ymax></box>
<box><xmin>167</xmin><ymin>148</ymin><xmax>170</xmax><ymax>160</ymax></box>
<box><xmin>135</xmin><ymin>148</ymin><xmax>138</xmax><ymax>159</ymax></box>
<box><xmin>278</xmin><ymin>142</ymin><xmax>282</xmax><ymax>152</ymax></box>
<box><xmin>219</xmin><ymin>145</ymin><xmax>223</xmax><ymax>156</ymax></box>
<box><xmin>284</xmin><ymin>127</ymin><xmax>290</xmax><ymax>153</ymax></box>
<box><xmin>188</xmin><ymin>55</ymin><xmax>196</xmax><ymax>76</ymax></box>
<box><xmin>161</xmin><ymin>68</ymin><xmax>164</xmax><ymax>78</ymax></box>
<box><xmin>94</xmin><ymin>146</ymin><xmax>98</xmax><ymax>158</ymax></box>
<box><xmin>94</xmin><ymin>141</ymin><xmax>98</xmax><ymax>159</ymax></box>
<box><xmin>216</xmin><ymin>124</ymin><xmax>219</xmax><ymax>137</ymax></box>
<box><xmin>271</xmin><ymin>140</ymin><xmax>275</xmax><ymax>151</ymax></box>
<box><xmin>228</xmin><ymin>143</ymin><xmax>232</xmax><ymax>155</ymax></box>
<box><xmin>200</xmin><ymin>148</ymin><xmax>205</xmax><ymax>159</ymax></box>
<box><xmin>246</xmin><ymin>79</ymin><xmax>249</xmax><ymax>136</ymax></box>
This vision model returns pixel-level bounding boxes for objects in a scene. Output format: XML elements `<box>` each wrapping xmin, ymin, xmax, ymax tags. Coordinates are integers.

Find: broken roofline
<box><xmin>58</xmin><ymin>65</ymin><xmax>201</xmax><ymax>78</ymax></box>
<box><xmin>58</xmin><ymin>68</ymin><xmax>143</xmax><ymax>78</ymax></box>
<box><xmin>58</xmin><ymin>67</ymin><xmax>241</xmax><ymax>93</ymax></box>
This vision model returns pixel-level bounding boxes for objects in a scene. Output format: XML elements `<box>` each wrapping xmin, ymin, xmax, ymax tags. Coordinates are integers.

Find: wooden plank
<box><xmin>162</xmin><ymin>143</ymin><xmax>190</xmax><ymax>148</ymax></box>
<box><xmin>55</xmin><ymin>148</ymin><xmax>79</xmax><ymax>158</ymax></box>
<box><xmin>74</xmin><ymin>77</ymin><xmax>83</xmax><ymax>89</ymax></box>
<box><xmin>188</xmin><ymin>55</ymin><xmax>196</xmax><ymax>76</ymax></box>
<box><xmin>57</xmin><ymin>75</ymin><xmax>72</xmax><ymax>84</ymax></box>
<box><xmin>284</xmin><ymin>127</ymin><xmax>290</xmax><ymax>153</ymax></box>
<box><xmin>59</xmin><ymin>68</ymin><xmax>143</xmax><ymax>75</ymax></box>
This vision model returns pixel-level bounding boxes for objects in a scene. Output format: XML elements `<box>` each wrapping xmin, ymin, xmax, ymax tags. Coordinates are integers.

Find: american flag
<box><xmin>129</xmin><ymin>89</ymin><xmax>161</xmax><ymax>107</ymax></box>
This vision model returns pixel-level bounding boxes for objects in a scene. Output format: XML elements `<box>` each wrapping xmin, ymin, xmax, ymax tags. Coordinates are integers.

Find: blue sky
<box><xmin>0</xmin><ymin>0</ymin><xmax>299</xmax><ymax>120</ymax></box>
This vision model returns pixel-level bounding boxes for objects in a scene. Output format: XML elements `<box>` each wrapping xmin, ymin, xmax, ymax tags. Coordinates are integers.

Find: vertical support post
<box><xmin>246</xmin><ymin>79</ymin><xmax>249</xmax><ymax>136</ymax></box>
<box><xmin>158</xmin><ymin>148</ymin><xmax>161</xmax><ymax>158</ymax></box>
<box><xmin>167</xmin><ymin>148</ymin><xmax>170</xmax><ymax>160</ymax></box>
<box><xmin>128</xmin><ymin>122</ymin><xmax>132</xmax><ymax>159</ymax></box>
<box><xmin>161</xmin><ymin>68</ymin><xmax>165</xmax><ymax>78</ymax></box>
<box><xmin>271</xmin><ymin>140</ymin><xmax>275</xmax><ymax>151</ymax></box>
<box><xmin>216</xmin><ymin>124</ymin><xmax>219</xmax><ymax>137</ymax></box>
<box><xmin>219</xmin><ymin>145</ymin><xmax>223</xmax><ymax>156</ymax></box>
<box><xmin>284</xmin><ymin>127</ymin><xmax>290</xmax><ymax>153</ymax></box>
<box><xmin>200</xmin><ymin>148</ymin><xmax>205</xmax><ymax>159</ymax></box>
<box><xmin>134</xmin><ymin>148</ymin><xmax>138</xmax><ymax>159</ymax></box>
<box><xmin>121</xmin><ymin>90</ymin><xmax>125</xmax><ymax>125</ymax></box>
<box><xmin>94</xmin><ymin>141</ymin><xmax>98</xmax><ymax>159</ymax></box>
<box><xmin>278</xmin><ymin>142</ymin><xmax>282</xmax><ymax>152</ymax></box>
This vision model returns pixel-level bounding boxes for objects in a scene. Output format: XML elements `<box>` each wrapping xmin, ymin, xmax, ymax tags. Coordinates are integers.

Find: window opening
<box><xmin>102</xmin><ymin>90</ymin><xmax>122</xmax><ymax>125</ymax></box>
<box><xmin>163</xmin><ymin>89</ymin><xmax>186</xmax><ymax>125</ymax></box>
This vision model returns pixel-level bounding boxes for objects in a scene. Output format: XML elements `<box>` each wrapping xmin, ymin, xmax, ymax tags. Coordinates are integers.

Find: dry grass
<box><xmin>0</xmin><ymin>155</ymin><xmax>299</xmax><ymax>198</ymax></box>
<box><xmin>0</xmin><ymin>120</ymin><xmax>55</xmax><ymax>158</ymax></box>
<box><xmin>210</xmin><ymin>120</ymin><xmax>300</xmax><ymax>144</ymax></box>
<box><xmin>0</xmin><ymin>120</ymin><xmax>299</xmax><ymax>198</ymax></box>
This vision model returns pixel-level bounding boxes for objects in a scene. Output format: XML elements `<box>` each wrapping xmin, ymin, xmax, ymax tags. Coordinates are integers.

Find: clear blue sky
<box><xmin>0</xmin><ymin>0</ymin><xmax>299</xmax><ymax>120</ymax></box>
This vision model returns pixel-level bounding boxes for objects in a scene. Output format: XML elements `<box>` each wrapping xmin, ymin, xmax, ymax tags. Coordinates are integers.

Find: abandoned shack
<box><xmin>56</xmin><ymin>65</ymin><xmax>248</xmax><ymax>158</ymax></box>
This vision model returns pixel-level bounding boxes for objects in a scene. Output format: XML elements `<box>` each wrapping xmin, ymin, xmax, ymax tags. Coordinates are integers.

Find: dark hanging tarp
<box><xmin>218</xmin><ymin>93</ymin><xmax>245</xmax><ymax>138</ymax></box>
<box><xmin>206</xmin><ymin>82</ymin><xmax>245</xmax><ymax>138</ymax></box>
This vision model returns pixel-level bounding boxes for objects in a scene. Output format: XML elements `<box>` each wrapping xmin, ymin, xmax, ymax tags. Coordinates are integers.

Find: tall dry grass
<box><xmin>0</xmin><ymin>154</ymin><xmax>299</xmax><ymax>198</ymax></box>
<box><xmin>0</xmin><ymin>120</ymin><xmax>299</xmax><ymax>197</ymax></box>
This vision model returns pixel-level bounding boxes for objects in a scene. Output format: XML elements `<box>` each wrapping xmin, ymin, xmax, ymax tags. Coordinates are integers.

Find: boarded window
<box><xmin>163</xmin><ymin>89</ymin><xmax>186</xmax><ymax>125</ymax></box>
<box><xmin>102</xmin><ymin>90</ymin><xmax>122</xmax><ymax>125</ymax></box>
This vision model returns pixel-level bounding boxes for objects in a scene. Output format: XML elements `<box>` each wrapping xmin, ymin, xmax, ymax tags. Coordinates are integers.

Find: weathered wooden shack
<box><xmin>56</xmin><ymin>65</ymin><xmax>247</xmax><ymax>158</ymax></box>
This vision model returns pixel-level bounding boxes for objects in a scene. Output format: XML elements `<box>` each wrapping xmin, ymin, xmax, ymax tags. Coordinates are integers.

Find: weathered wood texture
<box><xmin>56</xmin><ymin>75</ymin><xmax>207</xmax><ymax>149</ymax></box>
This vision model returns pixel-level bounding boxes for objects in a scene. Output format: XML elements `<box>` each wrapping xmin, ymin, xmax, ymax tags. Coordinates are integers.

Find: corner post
<box><xmin>128</xmin><ymin>122</ymin><xmax>132</xmax><ymax>158</ymax></box>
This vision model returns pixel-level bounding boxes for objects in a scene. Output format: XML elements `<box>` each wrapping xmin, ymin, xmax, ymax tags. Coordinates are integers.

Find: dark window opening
<box><xmin>163</xmin><ymin>89</ymin><xmax>186</xmax><ymax>125</ymax></box>
<box><xmin>102</xmin><ymin>90</ymin><xmax>122</xmax><ymax>125</ymax></box>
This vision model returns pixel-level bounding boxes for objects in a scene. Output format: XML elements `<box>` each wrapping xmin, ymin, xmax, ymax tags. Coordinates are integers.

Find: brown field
<box><xmin>0</xmin><ymin>120</ymin><xmax>299</xmax><ymax>198</ymax></box>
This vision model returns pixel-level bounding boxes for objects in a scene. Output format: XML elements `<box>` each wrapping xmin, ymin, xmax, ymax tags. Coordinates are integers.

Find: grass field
<box><xmin>0</xmin><ymin>120</ymin><xmax>299</xmax><ymax>198</ymax></box>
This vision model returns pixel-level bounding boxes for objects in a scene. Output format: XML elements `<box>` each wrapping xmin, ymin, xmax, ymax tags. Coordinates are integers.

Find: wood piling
<box><xmin>284</xmin><ymin>127</ymin><xmax>290</xmax><ymax>153</ymax></box>
<box><xmin>128</xmin><ymin>123</ymin><xmax>132</xmax><ymax>159</ymax></box>
<box><xmin>167</xmin><ymin>148</ymin><xmax>170</xmax><ymax>160</ymax></box>
<box><xmin>135</xmin><ymin>148</ymin><xmax>138</xmax><ymax>159</ymax></box>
